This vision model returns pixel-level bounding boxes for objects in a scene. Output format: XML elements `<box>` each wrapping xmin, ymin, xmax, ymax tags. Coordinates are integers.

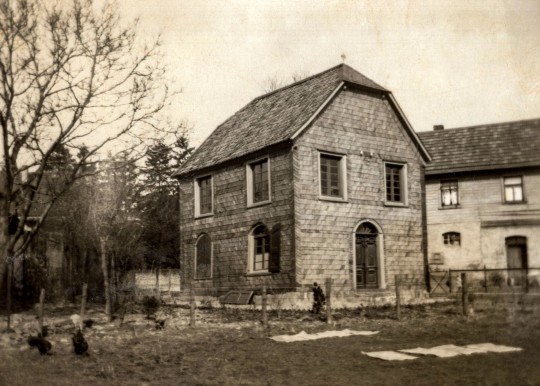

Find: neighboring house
<box><xmin>173</xmin><ymin>64</ymin><xmax>431</xmax><ymax>302</ymax></box>
<box><xmin>418</xmin><ymin>119</ymin><xmax>540</xmax><ymax>284</ymax></box>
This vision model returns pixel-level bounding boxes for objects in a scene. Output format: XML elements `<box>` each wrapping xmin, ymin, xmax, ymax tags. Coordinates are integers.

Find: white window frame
<box><xmin>194</xmin><ymin>234</ymin><xmax>213</xmax><ymax>279</ymax></box>
<box><xmin>194</xmin><ymin>174</ymin><xmax>213</xmax><ymax>218</ymax></box>
<box><xmin>318</xmin><ymin>151</ymin><xmax>348</xmax><ymax>202</ymax></box>
<box><xmin>502</xmin><ymin>176</ymin><xmax>525</xmax><ymax>203</ymax></box>
<box><xmin>384</xmin><ymin>161</ymin><xmax>408</xmax><ymax>207</ymax></box>
<box><xmin>440</xmin><ymin>179</ymin><xmax>459</xmax><ymax>208</ymax></box>
<box><xmin>246</xmin><ymin>156</ymin><xmax>271</xmax><ymax>208</ymax></box>
<box><xmin>247</xmin><ymin>224</ymin><xmax>271</xmax><ymax>274</ymax></box>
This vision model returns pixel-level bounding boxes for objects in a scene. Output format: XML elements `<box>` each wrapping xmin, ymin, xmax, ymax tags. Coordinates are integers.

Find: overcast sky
<box><xmin>120</xmin><ymin>0</ymin><xmax>540</xmax><ymax>146</ymax></box>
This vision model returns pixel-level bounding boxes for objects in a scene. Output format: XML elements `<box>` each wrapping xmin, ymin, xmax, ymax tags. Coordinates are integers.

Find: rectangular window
<box><xmin>503</xmin><ymin>176</ymin><xmax>524</xmax><ymax>203</ymax></box>
<box><xmin>195</xmin><ymin>175</ymin><xmax>213</xmax><ymax>216</ymax></box>
<box><xmin>320</xmin><ymin>153</ymin><xmax>345</xmax><ymax>198</ymax></box>
<box><xmin>385</xmin><ymin>163</ymin><xmax>406</xmax><ymax>204</ymax></box>
<box><xmin>251</xmin><ymin>159</ymin><xmax>269</xmax><ymax>203</ymax></box>
<box><xmin>440</xmin><ymin>180</ymin><xmax>459</xmax><ymax>207</ymax></box>
<box><xmin>247</xmin><ymin>158</ymin><xmax>270</xmax><ymax>207</ymax></box>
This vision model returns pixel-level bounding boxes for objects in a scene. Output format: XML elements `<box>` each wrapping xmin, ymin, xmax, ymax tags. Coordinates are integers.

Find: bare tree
<box><xmin>0</xmin><ymin>0</ymin><xmax>175</xmax><ymax>303</ymax></box>
<box><xmin>260</xmin><ymin>70</ymin><xmax>310</xmax><ymax>93</ymax></box>
<box><xmin>87</xmin><ymin>157</ymin><xmax>142</xmax><ymax>322</ymax></box>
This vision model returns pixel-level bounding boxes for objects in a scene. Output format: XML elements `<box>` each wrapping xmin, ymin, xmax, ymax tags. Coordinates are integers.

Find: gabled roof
<box><xmin>418</xmin><ymin>118</ymin><xmax>540</xmax><ymax>175</ymax></box>
<box><xmin>173</xmin><ymin>63</ymin><xmax>427</xmax><ymax>177</ymax></box>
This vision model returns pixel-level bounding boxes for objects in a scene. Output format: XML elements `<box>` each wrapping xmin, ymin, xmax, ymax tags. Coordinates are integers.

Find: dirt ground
<box><xmin>1</xmin><ymin>301</ymin><xmax>539</xmax><ymax>386</ymax></box>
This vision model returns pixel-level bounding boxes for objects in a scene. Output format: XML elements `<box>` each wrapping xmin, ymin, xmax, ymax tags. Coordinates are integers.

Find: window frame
<box><xmin>384</xmin><ymin>161</ymin><xmax>408</xmax><ymax>206</ymax></box>
<box><xmin>443</xmin><ymin>232</ymin><xmax>461</xmax><ymax>246</ymax></box>
<box><xmin>440</xmin><ymin>179</ymin><xmax>460</xmax><ymax>208</ymax></box>
<box><xmin>194</xmin><ymin>174</ymin><xmax>214</xmax><ymax>218</ymax></box>
<box><xmin>246</xmin><ymin>156</ymin><xmax>271</xmax><ymax>208</ymax></box>
<box><xmin>502</xmin><ymin>176</ymin><xmax>525</xmax><ymax>204</ymax></box>
<box><xmin>194</xmin><ymin>233</ymin><xmax>213</xmax><ymax>280</ymax></box>
<box><xmin>318</xmin><ymin>151</ymin><xmax>348</xmax><ymax>202</ymax></box>
<box><xmin>247</xmin><ymin>224</ymin><xmax>271</xmax><ymax>274</ymax></box>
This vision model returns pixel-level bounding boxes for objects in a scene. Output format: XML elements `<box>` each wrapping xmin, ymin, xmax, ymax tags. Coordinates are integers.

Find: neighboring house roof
<box><xmin>418</xmin><ymin>118</ymin><xmax>540</xmax><ymax>175</ymax></box>
<box><xmin>173</xmin><ymin>63</ymin><xmax>429</xmax><ymax>177</ymax></box>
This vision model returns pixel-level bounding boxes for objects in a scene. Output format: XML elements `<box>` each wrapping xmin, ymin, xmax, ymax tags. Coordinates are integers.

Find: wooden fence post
<box><xmin>326</xmin><ymin>278</ymin><xmax>333</xmax><ymax>324</ymax></box>
<box><xmin>461</xmin><ymin>273</ymin><xmax>469</xmax><ymax>317</ymax></box>
<box><xmin>449</xmin><ymin>269</ymin><xmax>453</xmax><ymax>294</ymax></box>
<box><xmin>189</xmin><ymin>280</ymin><xmax>195</xmax><ymax>327</ymax></box>
<box><xmin>38</xmin><ymin>288</ymin><xmax>46</xmax><ymax>334</ymax></box>
<box><xmin>79</xmin><ymin>283</ymin><xmax>88</xmax><ymax>331</ymax></box>
<box><xmin>395</xmin><ymin>275</ymin><xmax>401</xmax><ymax>321</ymax></box>
<box><xmin>484</xmin><ymin>265</ymin><xmax>488</xmax><ymax>293</ymax></box>
<box><xmin>261</xmin><ymin>284</ymin><xmax>268</xmax><ymax>329</ymax></box>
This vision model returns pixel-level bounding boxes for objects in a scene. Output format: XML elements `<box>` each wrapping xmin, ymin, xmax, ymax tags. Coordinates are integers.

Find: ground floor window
<box><xmin>248</xmin><ymin>223</ymin><xmax>281</xmax><ymax>273</ymax></box>
<box><xmin>195</xmin><ymin>233</ymin><xmax>212</xmax><ymax>279</ymax></box>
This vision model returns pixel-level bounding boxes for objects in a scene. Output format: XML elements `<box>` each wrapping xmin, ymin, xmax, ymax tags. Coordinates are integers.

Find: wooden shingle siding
<box><xmin>179</xmin><ymin>147</ymin><xmax>295</xmax><ymax>294</ymax></box>
<box><xmin>293</xmin><ymin>89</ymin><xmax>425</xmax><ymax>290</ymax></box>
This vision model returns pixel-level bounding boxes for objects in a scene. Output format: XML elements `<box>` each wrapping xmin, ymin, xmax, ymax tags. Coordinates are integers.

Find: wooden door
<box><xmin>506</xmin><ymin>237</ymin><xmax>527</xmax><ymax>286</ymax></box>
<box><xmin>356</xmin><ymin>234</ymin><xmax>378</xmax><ymax>289</ymax></box>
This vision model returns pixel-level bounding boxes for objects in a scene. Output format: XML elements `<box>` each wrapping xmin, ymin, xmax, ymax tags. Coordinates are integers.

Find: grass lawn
<box><xmin>1</xmin><ymin>302</ymin><xmax>539</xmax><ymax>385</ymax></box>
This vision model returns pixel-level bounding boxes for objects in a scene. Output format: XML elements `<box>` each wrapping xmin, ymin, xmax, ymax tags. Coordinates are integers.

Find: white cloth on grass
<box><xmin>270</xmin><ymin>329</ymin><xmax>379</xmax><ymax>342</ymax></box>
<box><xmin>400</xmin><ymin>343</ymin><xmax>522</xmax><ymax>358</ymax></box>
<box><xmin>363</xmin><ymin>351</ymin><xmax>418</xmax><ymax>361</ymax></box>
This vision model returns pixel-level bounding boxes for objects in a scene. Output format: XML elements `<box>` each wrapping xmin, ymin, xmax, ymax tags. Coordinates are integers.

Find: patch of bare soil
<box><xmin>1</xmin><ymin>302</ymin><xmax>539</xmax><ymax>385</ymax></box>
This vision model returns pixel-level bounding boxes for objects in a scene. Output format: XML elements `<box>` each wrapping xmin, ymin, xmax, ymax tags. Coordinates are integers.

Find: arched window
<box><xmin>443</xmin><ymin>232</ymin><xmax>461</xmax><ymax>246</ymax></box>
<box><xmin>248</xmin><ymin>223</ymin><xmax>281</xmax><ymax>273</ymax></box>
<box><xmin>195</xmin><ymin>233</ymin><xmax>212</xmax><ymax>279</ymax></box>
<box><xmin>251</xmin><ymin>225</ymin><xmax>270</xmax><ymax>272</ymax></box>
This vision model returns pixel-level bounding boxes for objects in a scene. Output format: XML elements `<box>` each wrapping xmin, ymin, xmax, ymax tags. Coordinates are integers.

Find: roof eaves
<box><xmin>425</xmin><ymin>161</ymin><xmax>540</xmax><ymax>175</ymax></box>
<box><xmin>386</xmin><ymin>93</ymin><xmax>432</xmax><ymax>163</ymax></box>
<box><xmin>290</xmin><ymin>82</ymin><xmax>345</xmax><ymax>140</ymax></box>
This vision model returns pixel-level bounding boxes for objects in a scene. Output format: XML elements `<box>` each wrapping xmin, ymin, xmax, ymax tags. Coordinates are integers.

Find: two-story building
<box><xmin>173</xmin><ymin>64</ymin><xmax>431</xmax><ymax>303</ymax></box>
<box><xmin>418</xmin><ymin>119</ymin><xmax>540</xmax><ymax>285</ymax></box>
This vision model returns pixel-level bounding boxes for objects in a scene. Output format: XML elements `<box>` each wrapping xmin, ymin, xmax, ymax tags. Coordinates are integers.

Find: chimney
<box><xmin>433</xmin><ymin>125</ymin><xmax>444</xmax><ymax>131</ymax></box>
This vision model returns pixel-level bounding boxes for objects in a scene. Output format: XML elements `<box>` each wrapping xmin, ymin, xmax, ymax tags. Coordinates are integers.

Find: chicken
<box><xmin>72</xmin><ymin>329</ymin><xmax>89</xmax><ymax>355</ymax></box>
<box><xmin>155</xmin><ymin>319</ymin><xmax>166</xmax><ymax>330</ymax></box>
<box><xmin>27</xmin><ymin>333</ymin><xmax>52</xmax><ymax>355</ymax></box>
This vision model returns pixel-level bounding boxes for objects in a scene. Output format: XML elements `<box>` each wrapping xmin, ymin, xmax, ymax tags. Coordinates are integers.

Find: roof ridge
<box><xmin>420</xmin><ymin>117</ymin><xmax>540</xmax><ymax>135</ymax></box>
<box><xmin>252</xmin><ymin>63</ymin><xmax>344</xmax><ymax>102</ymax></box>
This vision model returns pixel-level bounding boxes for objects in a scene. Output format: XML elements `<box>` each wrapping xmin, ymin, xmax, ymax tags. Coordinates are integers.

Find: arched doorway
<box><xmin>354</xmin><ymin>221</ymin><xmax>382</xmax><ymax>289</ymax></box>
<box><xmin>506</xmin><ymin>236</ymin><xmax>527</xmax><ymax>285</ymax></box>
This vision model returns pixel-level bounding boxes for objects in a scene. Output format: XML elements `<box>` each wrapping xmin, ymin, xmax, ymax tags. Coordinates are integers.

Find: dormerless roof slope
<box><xmin>418</xmin><ymin>118</ymin><xmax>540</xmax><ymax>175</ymax></box>
<box><xmin>173</xmin><ymin>64</ymin><xmax>428</xmax><ymax>177</ymax></box>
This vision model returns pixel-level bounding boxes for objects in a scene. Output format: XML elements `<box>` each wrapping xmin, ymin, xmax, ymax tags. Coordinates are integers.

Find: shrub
<box><xmin>142</xmin><ymin>295</ymin><xmax>160</xmax><ymax>319</ymax></box>
<box><xmin>490</xmin><ymin>272</ymin><xmax>505</xmax><ymax>288</ymax></box>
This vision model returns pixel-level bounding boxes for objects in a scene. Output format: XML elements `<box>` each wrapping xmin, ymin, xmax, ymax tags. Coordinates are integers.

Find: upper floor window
<box><xmin>443</xmin><ymin>232</ymin><xmax>461</xmax><ymax>246</ymax></box>
<box><xmin>385</xmin><ymin>162</ymin><xmax>407</xmax><ymax>205</ymax></box>
<box><xmin>319</xmin><ymin>152</ymin><xmax>347</xmax><ymax>200</ymax></box>
<box><xmin>247</xmin><ymin>158</ymin><xmax>270</xmax><ymax>206</ymax></box>
<box><xmin>441</xmin><ymin>179</ymin><xmax>459</xmax><ymax>207</ymax></box>
<box><xmin>194</xmin><ymin>175</ymin><xmax>213</xmax><ymax>217</ymax></box>
<box><xmin>503</xmin><ymin>176</ymin><xmax>524</xmax><ymax>203</ymax></box>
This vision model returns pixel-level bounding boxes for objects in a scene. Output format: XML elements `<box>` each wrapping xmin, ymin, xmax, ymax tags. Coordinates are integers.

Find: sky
<box><xmin>78</xmin><ymin>0</ymin><xmax>540</xmax><ymax>146</ymax></box>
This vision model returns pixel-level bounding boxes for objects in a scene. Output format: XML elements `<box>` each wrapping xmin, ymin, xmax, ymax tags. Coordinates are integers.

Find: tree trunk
<box><xmin>0</xmin><ymin>196</ymin><xmax>10</xmax><ymax>308</ymax></box>
<box><xmin>100</xmin><ymin>238</ymin><xmax>112</xmax><ymax>322</ymax></box>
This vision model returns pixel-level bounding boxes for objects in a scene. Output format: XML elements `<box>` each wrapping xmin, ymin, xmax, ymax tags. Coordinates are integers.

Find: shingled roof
<box><xmin>418</xmin><ymin>118</ymin><xmax>540</xmax><ymax>175</ymax></box>
<box><xmin>173</xmin><ymin>64</ymin><xmax>394</xmax><ymax>177</ymax></box>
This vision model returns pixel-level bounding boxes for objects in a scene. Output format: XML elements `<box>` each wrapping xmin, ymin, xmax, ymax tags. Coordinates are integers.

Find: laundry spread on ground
<box><xmin>270</xmin><ymin>329</ymin><xmax>379</xmax><ymax>342</ymax></box>
<box><xmin>365</xmin><ymin>343</ymin><xmax>522</xmax><ymax>361</ymax></box>
<box><xmin>362</xmin><ymin>351</ymin><xmax>418</xmax><ymax>361</ymax></box>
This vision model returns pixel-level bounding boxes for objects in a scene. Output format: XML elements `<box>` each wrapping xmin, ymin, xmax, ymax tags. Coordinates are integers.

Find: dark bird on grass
<box><xmin>155</xmin><ymin>319</ymin><xmax>166</xmax><ymax>330</ymax></box>
<box><xmin>28</xmin><ymin>333</ymin><xmax>52</xmax><ymax>355</ymax></box>
<box><xmin>72</xmin><ymin>330</ymin><xmax>89</xmax><ymax>355</ymax></box>
<box><xmin>83</xmin><ymin>319</ymin><xmax>94</xmax><ymax>328</ymax></box>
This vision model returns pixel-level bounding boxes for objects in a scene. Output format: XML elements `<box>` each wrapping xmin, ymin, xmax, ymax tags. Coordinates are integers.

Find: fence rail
<box><xmin>447</xmin><ymin>267</ymin><xmax>540</xmax><ymax>294</ymax></box>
